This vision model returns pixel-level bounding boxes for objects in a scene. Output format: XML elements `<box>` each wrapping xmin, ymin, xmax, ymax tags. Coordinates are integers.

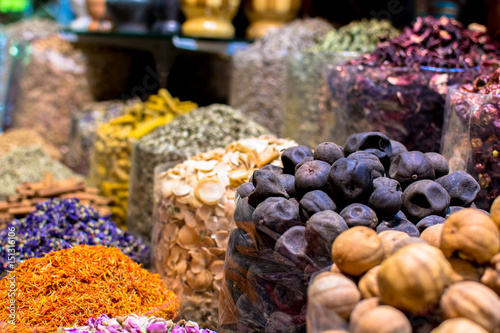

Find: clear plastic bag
<box><xmin>284</xmin><ymin>51</ymin><xmax>359</xmax><ymax>147</ymax></box>
<box><xmin>326</xmin><ymin>64</ymin><xmax>479</xmax><ymax>151</ymax></box>
<box><xmin>441</xmin><ymin>86</ymin><xmax>500</xmax><ymax>210</ymax></box>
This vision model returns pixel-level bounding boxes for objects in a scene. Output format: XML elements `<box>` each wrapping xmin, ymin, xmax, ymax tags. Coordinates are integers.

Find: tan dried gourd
<box><xmin>481</xmin><ymin>253</ymin><xmax>500</xmax><ymax>296</ymax></box>
<box><xmin>378</xmin><ymin>230</ymin><xmax>409</xmax><ymax>259</ymax></box>
<box><xmin>430</xmin><ymin>318</ymin><xmax>489</xmax><ymax>333</ymax></box>
<box><xmin>420</xmin><ymin>224</ymin><xmax>444</xmax><ymax>248</ymax></box>
<box><xmin>378</xmin><ymin>243</ymin><xmax>452</xmax><ymax>314</ymax></box>
<box><xmin>441</xmin><ymin>209</ymin><xmax>500</xmax><ymax>264</ymax></box>
<box><xmin>331</xmin><ymin>226</ymin><xmax>384</xmax><ymax>276</ymax></box>
<box><xmin>490</xmin><ymin>196</ymin><xmax>500</xmax><ymax>230</ymax></box>
<box><xmin>440</xmin><ymin>281</ymin><xmax>500</xmax><ymax>333</ymax></box>
<box><xmin>358</xmin><ymin>265</ymin><xmax>381</xmax><ymax>299</ymax></box>
<box><xmin>448</xmin><ymin>257</ymin><xmax>483</xmax><ymax>283</ymax></box>
<box><xmin>349</xmin><ymin>297</ymin><xmax>380</xmax><ymax>332</ymax></box>
<box><xmin>351</xmin><ymin>306</ymin><xmax>412</xmax><ymax>333</ymax></box>
<box><xmin>308</xmin><ymin>272</ymin><xmax>361</xmax><ymax>320</ymax></box>
<box><xmin>390</xmin><ymin>237</ymin><xmax>427</xmax><ymax>255</ymax></box>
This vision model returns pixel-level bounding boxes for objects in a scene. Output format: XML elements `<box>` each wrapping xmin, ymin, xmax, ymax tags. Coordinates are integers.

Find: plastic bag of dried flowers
<box><xmin>151</xmin><ymin>135</ymin><xmax>297</xmax><ymax>330</ymax></box>
<box><xmin>327</xmin><ymin>16</ymin><xmax>500</xmax><ymax>152</ymax></box>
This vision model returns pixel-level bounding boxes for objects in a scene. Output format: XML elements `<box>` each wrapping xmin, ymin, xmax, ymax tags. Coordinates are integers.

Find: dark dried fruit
<box><xmin>274</xmin><ymin>226</ymin><xmax>312</xmax><ymax>270</ymax></box>
<box><xmin>376</xmin><ymin>216</ymin><xmax>420</xmax><ymax>237</ymax></box>
<box><xmin>446</xmin><ymin>206</ymin><xmax>465</xmax><ymax>218</ymax></box>
<box><xmin>373</xmin><ymin>177</ymin><xmax>402</xmax><ymax>191</ymax></box>
<box><xmin>344</xmin><ymin>132</ymin><xmax>393</xmax><ymax>170</ymax></box>
<box><xmin>416</xmin><ymin>215</ymin><xmax>445</xmax><ymax>233</ymax></box>
<box><xmin>234</xmin><ymin>197</ymin><xmax>256</xmax><ymax>228</ymax></box>
<box><xmin>252</xmin><ymin>197</ymin><xmax>301</xmax><ymax>235</ymax></box>
<box><xmin>237</xmin><ymin>182</ymin><xmax>256</xmax><ymax>198</ymax></box>
<box><xmin>402</xmin><ymin>180</ymin><xmax>450</xmax><ymax>222</ymax></box>
<box><xmin>248</xmin><ymin>170</ymin><xmax>290</xmax><ymax>207</ymax></box>
<box><xmin>278</xmin><ymin>174</ymin><xmax>296</xmax><ymax>198</ymax></box>
<box><xmin>305</xmin><ymin>210</ymin><xmax>348</xmax><ymax>261</ymax></box>
<box><xmin>313</xmin><ymin>142</ymin><xmax>344</xmax><ymax>165</ymax></box>
<box><xmin>390</xmin><ymin>140</ymin><xmax>408</xmax><ymax>161</ymax></box>
<box><xmin>294</xmin><ymin>156</ymin><xmax>314</xmax><ymax>174</ymax></box>
<box><xmin>368</xmin><ymin>185</ymin><xmax>403</xmax><ymax>219</ymax></box>
<box><xmin>340</xmin><ymin>203</ymin><xmax>378</xmax><ymax>229</ymax></box>
<box><xmin>294</xmin><ymin>160</ymin><xmax>331</xmax><ymax>197</ymax></box>
<box><xmin>425</xmin><ymin>152</ymin><xmax>449</xmax><ymax>178</ymax></box>
<box><xmin>389</xmin><ymin>151</ymin><xmax>435</xmax><ymax>189</ymax></box>
<box><xmin>348</xmin><ymin>151</ymin><xmax>385</xmax><ymax>178</ymax></box>
<box><xmin>265</xmin><ymin>311</ymin><xmax>303</xmax><ymax>333</ymax></box>
<box><xmin>299</xmin><ymin>190</ymin><xmax>336</xmax><ymax>222</ymax></box>
<box><xmin>281</xmin><ymin>145</ymin><xmax>314</xmax><ymax>175</ymax></box>
<box><xmin>435</xmin><ymin>171</ymin><xmax>480</xmax><ymax>207</ymax></box>
<box><xmin>327</xmin><ymin>157</ymin><xmax>374</xmax><ymax>206</ymax></box>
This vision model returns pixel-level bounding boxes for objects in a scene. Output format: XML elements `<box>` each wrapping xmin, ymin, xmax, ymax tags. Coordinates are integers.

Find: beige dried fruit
<box><xmin>378</xmin><ymin>230</ymin><xmax>410</xmax><ymax>259</ymax></box>
<box><xmin>195</xmin><ymin>178</ymin><xmax>226</xmax><ymax>205</ymax></box>
<box><xmin>420</xmin><ymin>224</ymin><xmax>444</xmax><ymax>248</ymax></box>
<box><xmin>352</xmin><ymin>306</ymin><xmax>412</xmax><ymax>333</ymax></box>
<box><xmin>177</xmin><ymin>225</ymin><xmax>200</xmax><ymax>249</ymax></box>
<box><xmin>448</xmin><ymin>257</ymin><xmax>483</xmax><ymax>283</ymax></box>
<box><xmin>358</xmin><ymin>265</ymin><xmax>381</xmax><ymax>299</ymax></box>
<box><xmin>481</xmin><ymin>253</ymin><xmax>500</xmax><ymax>296</ymax></box>
<box><xmin>186</xmin><ymin>269</ymin><xmax>213</xmax><ymax>291</ymax></box>
<box><xmin>440</xmin><ymin>281</ymin><xmax>500</xmax><ymax>332</ymax></box>
<box><xmin>430</xmin><ymin>318</ymin><xmax>489</xmax><ymax>333</ymax></box>
<box><xmin>349</xmin><ymin>297</ymin><xmax>380</xmax><ymax>332</ymax></box>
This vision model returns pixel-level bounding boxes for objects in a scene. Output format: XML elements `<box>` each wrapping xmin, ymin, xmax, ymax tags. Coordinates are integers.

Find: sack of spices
<box><xmin>89</xmin><ymin>89</ymin><xmax>197</xmax><ymax>227</ymax></box>
<box><xmin>151</xmin><ymin>136</ymin><xmax>297</xmax><ymax>330</ymax></box>
<box><xmin>0</xmin><ymin>245</ymin><xmax>179</xmax><ymax>331</ymax></box>
<box><xmin>327</xmin><ymin>16</ymin><xmax>500</xmax><ymax>152</ymax></box>
<box><xmin>127</xmin><ymin>104</ymin><xmax>269</xmax><ymax>240</ymax></box>
<box><xmin>284</xmin><ymin>19</ymin><xmax>399</xmax><ymax>147</ymax></box>
<box><xmin>442</xmin><ymin>68</ymin><xmax>500</xmax><ymax>210</ymax></box>
<box><xmin>230</xmin><ymin>18</ymin><xmax>332</xmax><ymax>136</ymax></box>
<box><xmin>66</xmin><ymin>100</ymin><xmax>129</xmax><ymax>176</ymax></box>
<box><xmin>11</xmin><ymin>34</ymin><xmax>94</xmax><ymax>149</ymax></box>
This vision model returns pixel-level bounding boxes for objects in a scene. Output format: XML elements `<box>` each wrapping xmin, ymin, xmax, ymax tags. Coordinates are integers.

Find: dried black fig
<box><xmin>294</xmin><ymin>156</ymin><xmax>314</xmax><ymax>174</ymax></box>
<box><xmin>424</xmin><ymin>152</ymin><xmax>449</xmax><ymax>178</ymax></box>
<box><xmin>390</xmin><ymin>140</ymin><xmax>408</xmax><ymax>161</ymax></box>
<box><xmin>236</xmin><ymin>182</ymin><xmax>255</xmax><ymax>198</ymax></box>
<box><xmin>274</xmin><ymin>226</ymin><xmax>312</xmax><ymax>270</ymax></box>
<box><xmin>295</xmin><ymin>160</ymin><xmax>331</xmax><ymax>197</ymax></box>
<box><xmin>234</xmin><ymin>197</ymin><xmax>255</xmax><ymax>229</ymax></box>
<box><xmin>260</xmin><ymin>164</ymin><xmax>284</xmax><ymax>175</ymax></box>
<box><xmin>340</xmin><ymin>203</ymin><xmax>378</xmax><ymax>229</ymax></box>
<box><xmin>252</xmin><ymin>197</ymin><xmax>301</xmax><ymax>235</ymax></box>
<box><xmin>299</xmin><ymin>190</ymin><xmax>336</xmax><ymax>222</ymax></box>
<box><xmin>347</xmin><ymin>151</ymin><xmax>385</xmax><ymax>178</ymax></box>
<box><xmin>368</xmin><ymin>185</ymin><xmax>402</xmax><ymax>219</ymax></box>
<box><xmin>446</xmin><ymin>206</ymin><xmax>464</xmax><ymax>218</ymax></box>
<box><xmin>402</xmin><ymin>180</ymin><xmax>450</xmax><ymax>222</ymax></box>
<box><xmin>327</xmin><ymin>157</ymin><xmax>374</xmax><ymax>206</ymax></box>
<box><xmin>248</xmin><ymin>170</ymin><xmax>289</xmax><ymax>207</ymax></box>
<box><xmin>389</xmin><ymin>151</ymin><xmax>435</xmax><ymax>189</ymax></box>
<box><xmin>435</xmin><ymin>171</ymin><xmax>480</xmax><ymax>207</ymax></box>
<box><xmin>344</xmin><ymin>132</ymin><xmax>392</xmax><ymax>170</ymax></box>
<box><xmin>415</xmin><ymin>215</ymin><xmax>445</xmax><ymax>233</ymax></box>
<box><xmin>278</xmin><ymin>174</ymin><xmax>296</xmax><ymax>198</ymax></box>
<box><xmin>373</xmin><ymin>177</ymin><xmax>402</xmax><ymax>191</ymax></box>
<box><xmin>376</xmin><ymin>216</ymin><xmax>420</xmax><ymax>237</ymax></box>
<box><xmin>313</xmin><ymin>142</ymin><xmax>344</xmax><ymax>164</ymax></box>
<box><xmin>281</xmin><ymin>145</ymin><xmax>314</xmax><ymax>175</ymax></box>
<box><xmin>305</xmin><ymin>210</ymin><xmax>348</xmax><ymax>261</ymax></box>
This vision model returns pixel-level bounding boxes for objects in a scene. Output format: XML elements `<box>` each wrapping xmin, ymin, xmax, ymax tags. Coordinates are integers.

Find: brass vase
<box><xmin>86</xmin><ymin>0</ymin><xmax>113</xmax><ymax>31</ymax></box>
<box><xmin>245</xmin><ymin>0</ymin><xmax>301</xmax><ymax>38</ymax></box>
<box><xmin>180</xmin><ymin>0</ymin><xmax>241</xmax><ymax>38</ymax></box>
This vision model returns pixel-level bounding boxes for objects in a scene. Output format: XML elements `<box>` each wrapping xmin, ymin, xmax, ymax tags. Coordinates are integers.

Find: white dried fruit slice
<box><xmin>195</xmin><ymin>178</ymin><xmax>226</xmax><ymax>205</ymax></box>
<box><xmin>193</xmin><ymin>160</ymin><xmax>219</xmax><ymax>172</ymax></box>
<box><xmin>177</xmin><ymin>225</ymin><xmax>200</xmax><ymax>249</ymax></box>
<box><xmin>189</xmin><ymin>251</ymin><xmax>207</xmax><ymax>274</ymax></box>
<box><xmin>215</xmin><ymin>230</ymin><xmax>229</xmax><ymax>249</ymax></box>
<box><xmin>210</xmin><ymin>260</ymin><xmax>225</xmax><ymax>280</ymax></box>
<box><xmin>173</xmin><ymin>184</ymin><xmax>192</xmax><ymax>197</ymax></box>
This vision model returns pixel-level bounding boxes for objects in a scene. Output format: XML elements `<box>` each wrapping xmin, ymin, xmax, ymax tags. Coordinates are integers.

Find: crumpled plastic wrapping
<box><xmin>327</xmin><ymin>65</ymin><xmax>479</xmax><ymax>152</ymax></box>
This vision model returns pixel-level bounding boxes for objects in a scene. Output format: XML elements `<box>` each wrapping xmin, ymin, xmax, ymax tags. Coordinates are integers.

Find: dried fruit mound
<box><xmin>0</xmin><ymin>245</ymin><xmax>179</xmax><ymax>328</ymax></box>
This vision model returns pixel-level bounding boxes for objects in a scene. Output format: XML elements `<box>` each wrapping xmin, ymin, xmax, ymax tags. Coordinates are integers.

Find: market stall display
<box><xmin>63</xmin><ymin>316</ymin><xmax>216</xmax><ymax>333</ymax></box>
<box><xmin>128</xmin><ymin>104</ymin><xmax>269</xmax><ymax>240</ymax></box>
<box><xmin>89</xmin><ymin>89</ymin><xmax>197</xmax><ymax>228</ymax></box>
<box><xmin>219</xmin><ymin>131</ymin><xmax>480</xmax><ymax>332</ymax></box>
<box><xmin>67</xmin><ymin>100</ymin><xmax>127</xmax><ymax>175</ymax></box>
<box><xmin>11</xmin><ymin>34</ymin><xmax>94</xmax><ymax>149</ymax></box>
<box><xmin>0</xmin><ymin>245</ymin><xmax>178</xmax><ymax>331</ymax></box>
<box><xmin>244</xmin><ymin>0</ymin><xmax>301</xmax><ymax>39</ymax></box>
<box><xmin>442</xmin><ymin>68</ymin><xmax>500</xmax><ymax>210</ymax></box>
<box><xmin>306</xmin><ymin>207</ymin><xmax>500</xmax><ymax>332</ymax></box>
<box><xmin>230</xmin><ymin>18</ymin><xmax>333</xmax><ymax>136</ymax></box>
<box><xmin>0</xmin><ymin>128</ymin><xmax>61</xmax><ymax>160</ymax></box>
<box><xmin>0</xmin><ymin>198</ymin><xmax>150</xmax><ymax>275</ymax></box>
<box><xmin>180</xmin><ymin>0</ymin><xmax>240</xmax><ymax>38</ymax></box>
<box><xmin>0</xmin><ymin>173</ymin><xmax>113</xmax><ymax>225</ymax></box>
<box><xmin>152</xmin><ymin>136</ymin><xmax>296</xmax><ymax>330</ymax></box>
<box><xmin>327</xmin><ymin>16</ymin><xmax>500</xmax><ymax>152</ymax></box>
<box><xmin>284</xmin><ymin>19</ymin><xmax>399</xmax><ymax>147</ymax></box>
<box><xmin>0</xmin><ymin>145</ymin><xmax>80</xmax><ymax>200</ymax></box>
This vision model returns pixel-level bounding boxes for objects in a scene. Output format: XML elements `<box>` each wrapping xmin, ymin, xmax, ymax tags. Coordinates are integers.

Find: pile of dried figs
<box><xmin>219</xmin><ymin>131</ymin><xmax>482</xmax><ymax>333</ymax></box>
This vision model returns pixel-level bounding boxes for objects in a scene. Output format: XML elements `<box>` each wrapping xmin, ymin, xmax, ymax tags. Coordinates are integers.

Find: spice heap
<box><xmin>63</xmin><ymin>315</ymin><xmax>216</xmax><ymax>333</ymax></box>
<box><xmin>12</xmin><ymin>34</ymin><xmax>94</xmax><ymax>148</ymax></box>
<box><xmin>285</xmin><ymin>19</ymin><xmax>398</xmax><ymax>147</ymax></box>
<box><xmin>0</xmin><ymin>198</ymin><xmax>149</xmax><ymax>275</ymax></box>
<box><xmin>350</xmin><ymin>16</ymin><xmax>500</xmax><ymax>68</ymax></box>
<box><xmin>66</xmin><ymin>100</ymin><xmax>127</xmax><ymax>175</ymax></box>
<box><xmin>307</xmin><ymin>205</ymin><xmax>500</xmax><ymax>332</ymax></box>
<box><xmin>2</xmin><ymin>18</ymin><xmax>60</xmax><ymax>41</ymax></box>
<box><xmin>89</xmin><ymin>89</ymin><xmax>197</xmax><ymax>227</ymax></box>
<box><xmin>0</xmin><ymin>145</ymin><xmax>79</xmax><ymax>200</ymax></box>
<box><xmin>152</xmin><ymin>135</ymin><xmax>296</xmax><ymax>329</ymax></box>
<box><xmin>442</xmin><ymin>68</ymin><xmax>500</xmax><ymax>210</ymax></box>
<box><xmin>0</xmin><ymin>173</ymin><xmax>113</xmax><ymax>225</ymax></box>
<box><xmin>327</xmin><ymin>16</ymin><xmax>497</xmax><ymax>152</ymax></box>
<box><xmin>0</xmin><ymin>245</ymin><xmax>179</xmax><ymax>329</ymax></box>
<box><xmin>0</xmin><ymin>129</ymin><xmax>61</xmax><ymax>160</ymax></box>
<box><xmin>128</xmin><ymin>104</ymin><xmax>269</xmax><ymax>239</ymax></box>
<box><xmin>219</xmin><ymin>132</ymin><xmax>481</xmax><ymax>332</ymax></box>
<box><xmin>230</xmin><ymin>18</ymin><xmax>332</xmax><ymax>136</ymax></box>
